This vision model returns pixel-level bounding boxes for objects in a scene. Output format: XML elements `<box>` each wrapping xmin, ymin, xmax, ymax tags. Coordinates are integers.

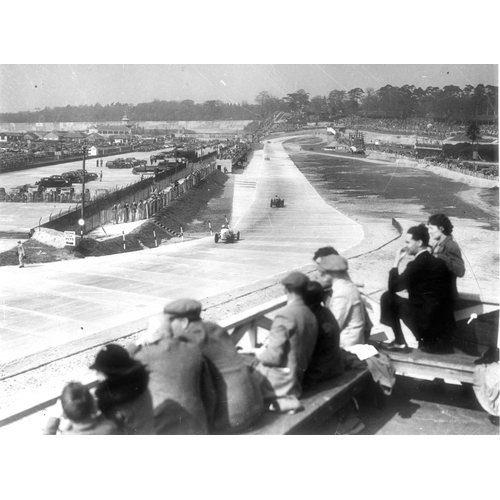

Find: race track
<box><xmin>0</xmin><ymin>139</ymin><xmax>367</xmax><ymax>373</ymax></box>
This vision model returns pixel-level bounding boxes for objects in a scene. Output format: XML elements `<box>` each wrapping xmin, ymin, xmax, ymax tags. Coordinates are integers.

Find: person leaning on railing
<box><xmin>125</xmin><ymin>313</ymin><xmax>217</xmax><ymax>435</ymax></box>
<box><xmin>244</xmin><ymin>272</ymin><xmax>318</xmax><ymax>414</ymax></box>
<box><xmin>163</xmin><ymin>298</ymin><xmax>264</xmax><ymax>434</ymax></box>
<box><xmin>89</xmin><ymin>344</ymin><xmax>155</xmax><ymax>435</ymax></box>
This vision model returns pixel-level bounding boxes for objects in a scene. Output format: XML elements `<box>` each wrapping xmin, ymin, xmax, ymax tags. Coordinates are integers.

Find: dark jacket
<box><xmin>303</xmin><ymin>304</ymin><xmax>344</xmax><ymax>388</ymax></box>
<box><xmin>94</xmin><ymin>364</ymin><xmax>154</xmax><ymax>435</ymax></box>
<box><xmin>181</xmin><ymin>321</ymin><xmax>264</xmax><ymax>434</ymax></box>
<box><xmin>134</xmin><ymin>336</ymin><xmax>215</xmax><ymax>435</ymax></box>
<box><xmin>388</xmin><ymin>250</ymin><xmax>454</xmax><ymax>337</ymax></box>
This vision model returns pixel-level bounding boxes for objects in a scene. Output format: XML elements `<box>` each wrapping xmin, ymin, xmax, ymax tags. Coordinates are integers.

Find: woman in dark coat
<box><xmin>302</xmin><ymin>280</ymin><xmax>344</xmax><ymax>388</ymax></box>
<box><xmin>90</xmin><ymin>344</ymin><xmax>155</xmax><ymax>435</ymax></box>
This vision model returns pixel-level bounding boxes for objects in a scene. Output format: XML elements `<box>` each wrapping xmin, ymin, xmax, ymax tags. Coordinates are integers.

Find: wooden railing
<box><xmin>0</xmin><ymin>295</ymin><xmax>288</xmax><ymax>430</ymax></box>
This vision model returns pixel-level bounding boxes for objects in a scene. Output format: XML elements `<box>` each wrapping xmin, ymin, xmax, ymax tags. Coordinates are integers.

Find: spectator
<box><xmin>16</xmin><ymin>240</ymin><xmax>25</xmax><ymax>268</ymax></box>
<box><xmin>380</xmin><ymin>224</ymin><xmax>455</xmax><ymax>354</ymax></box>
<box><xmin>164</xmin><ymin>298</ymin><xmax>264</xmax><ymax>434</ymax></box>
<box><xmin>129</xmin><ymin>313</ymin><xmax>216</xmax><ymax>435</ymax></box>
<box><xmin>251</xmin><ymin>272</ymin><xmax>318</xmax><ymax>413</ymax></box>
<box><xmin>427</xmin><ymin>213</ymin><xmax>465</xmax><ymax>301</ymax></box>
<box><xmin>43</xmin><ymin>382</ymin><xmax>120</xmax><ymax>435</ymax></box>
<box><xmin>314</xmin><ymin>253</ymin><xmax>369</xmax><ymax>348</ymax></box>
<box><xmin>90</xmin><ymin>344</ymin><xmax>155</xmax><ymax>434</ymax></box>
<box><xmin>302</xmin><ymin>280</ymin><xmax>344</xmax><ymax>388</ymax></box>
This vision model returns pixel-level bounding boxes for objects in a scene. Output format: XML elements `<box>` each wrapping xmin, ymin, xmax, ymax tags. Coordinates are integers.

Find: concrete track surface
<box><xmin>0</xmin><ymin>140</ymin><xmax>366</xmax><ymax>373</ymax></box>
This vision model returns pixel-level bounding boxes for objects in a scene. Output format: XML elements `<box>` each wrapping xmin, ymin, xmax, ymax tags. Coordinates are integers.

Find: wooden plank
<box><xmin>243</xmin><ymin>369</ymin><xmax>370</xmax><ymax>435</ymax></box>
<box><xmin>385</xmin><ymin>349</ymin><xmax>476</xmax><ymax>384</ymax></box>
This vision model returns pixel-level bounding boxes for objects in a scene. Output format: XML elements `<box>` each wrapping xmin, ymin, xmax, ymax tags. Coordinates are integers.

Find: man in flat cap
<box><xmin>164</xmin><ymin>298</ymin><xmax>264</xmax><ymax>434</ymax></box>
<box><xmin>251</xmin><ymin>271</ymin><xmax>318</xmax><ymax>412</ymax></box>
<box><xmin>314</xmin><ymin>251</ymin><xmax>368</xmax><ymax>348</ymax></box>
<box><xmin>128</xmin><ymin>313</ymin><xmax>217</xmax><ymax>435</ymax></box>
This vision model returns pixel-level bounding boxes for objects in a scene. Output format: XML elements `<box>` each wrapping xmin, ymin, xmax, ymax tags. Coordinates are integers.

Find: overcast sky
<box><xmin>0</xmin><ymin>64</ymin><xmax>497</xmax><ymax>114</ymax></box>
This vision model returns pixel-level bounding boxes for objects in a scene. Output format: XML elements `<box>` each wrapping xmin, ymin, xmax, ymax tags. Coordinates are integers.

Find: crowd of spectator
<box><xmin>217</xmin><ymin>142</ymin><xmax>250</xmax><ymax>165</ymax></box>
<box><xmin>43</xmin><ymin>216</ymin><xmax>470</xmax><ymax>435</ymax></box>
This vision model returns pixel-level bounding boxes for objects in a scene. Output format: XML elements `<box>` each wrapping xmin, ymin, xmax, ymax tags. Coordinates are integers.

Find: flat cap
<box><xmin>163</xmin><ymin>298</ymin><xmax>202</xmax><ymax>320</ymax></box>
<box><xmin>281</xmin><ymin>271</ymin><xmax>310</xmax><ymax>288</ymax></box>
<box><xmin>315</xmin><ymin>254</ymin><xmax>348</xmax><ymax>272</ymax></box>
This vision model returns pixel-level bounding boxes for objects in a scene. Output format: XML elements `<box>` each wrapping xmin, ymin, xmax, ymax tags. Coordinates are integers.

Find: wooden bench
<box><xmin>384</xmin><ymin>349</ymin><xmax>476</xmax><ymax>385</ymax></box>
<box><xmin>242</xmin><ymin>368</ymin><xmax>370</xmax><ymax>435</ymax></box>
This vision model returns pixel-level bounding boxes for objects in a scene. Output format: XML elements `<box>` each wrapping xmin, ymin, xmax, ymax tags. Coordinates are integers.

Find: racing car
<box><xmin>214</xmin><ymin>226</ymin><xmax>240</xmax><ymax>243</ymax></box>
<box><xmin>270</xmin><ymin>196</ymin><xmax>285</xmax><ymax>208</ymax></box>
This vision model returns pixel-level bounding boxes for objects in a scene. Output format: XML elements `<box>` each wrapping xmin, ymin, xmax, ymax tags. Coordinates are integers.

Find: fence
<box><xmin>36</xmin><ymin>161</ymin><xmax>217</xmax><ymax>235</ymax></box>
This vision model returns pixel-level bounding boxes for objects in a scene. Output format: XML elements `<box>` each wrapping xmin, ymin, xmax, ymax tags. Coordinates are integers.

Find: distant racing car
<box><xmin>270</xmin><ymin>196</ymin><xmax>285</xmax><ymax>208</ymax></box>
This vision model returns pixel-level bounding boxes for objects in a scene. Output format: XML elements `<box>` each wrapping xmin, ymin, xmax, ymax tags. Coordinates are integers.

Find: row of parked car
<box><xmin>106</xmin><ymin>157</ymin><xmax>147</xmax><ymax>169</ymax></box>
<box><xmin>36</xmin><ymin>170</ymin><xmax>99</xmax><ymax>189</ymax></box>
<box><xmin>0</xmin><ymin>169</ymin><xmax>100</xmax><ymax>201</ymax></box>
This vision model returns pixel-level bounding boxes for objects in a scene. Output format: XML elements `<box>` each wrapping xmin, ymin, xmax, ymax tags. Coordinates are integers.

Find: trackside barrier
<box><xmin>34</xmin><ymin>162</ymin><xmax>217</xmax><ymax>235</ymax></box>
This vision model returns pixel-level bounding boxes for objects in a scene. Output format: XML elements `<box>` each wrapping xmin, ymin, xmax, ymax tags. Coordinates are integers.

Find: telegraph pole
<box><xmin>79</xmin><ymin>145</ymin><xmax>87</xmax><ymax>237</ymax></box>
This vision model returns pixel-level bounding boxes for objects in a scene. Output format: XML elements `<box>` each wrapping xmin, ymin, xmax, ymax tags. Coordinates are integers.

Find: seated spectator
<box><xmin>251</xmin><ymin>272</ymin><xmax>318</xmax><ymax>413</ymax></box>
<box><xmin>164</xmin><ymin>299</ymin><xmax>264</xmax><ymax>434</ymax></box>
<box><xmin>314</xmin><ymin>252</ymin><xmax>369</xmax><ymax>347</ymax></box>
<box><xmin>302</xmin><ymin>280</ymin><xmax>344</xmax><ymax>388</ymax></box>
<box><xmin>427</xmin><ymin>213</ymin><xmax>465</xmax><ymax>301</ymax></box>
<box><xmin>43</xmin><ymin>382</ymin><xmax>120</xmax><ymax>435</ymax></box>
<box><xmin>90</xmin><ymin>344</ymin><xmax>155</xmax><ymax>434</ymax></box>
<box><xmin>380</xmin><ymin>224</ymin><xmax>455</xmax><ymax>354</ymax></box>
<box><xmin>128</xmin><ymin>313</ymin><xmax>216</xmax><ymax>435</ymax></box>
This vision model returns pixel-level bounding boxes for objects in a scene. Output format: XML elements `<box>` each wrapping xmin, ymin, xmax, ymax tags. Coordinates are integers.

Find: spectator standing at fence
<box><xmin>129</xmin><ymin>313</ymin><xmax>216</xmax><ymax>435</ymax></box>
<box><xmin>90</xmin><ymin>344</ymin><xmax>155</xmax><ymax>434</ymax></box>
<box><xmin>427</xmin><ymin>213</ymin><xmax>465</xmax><ymax>301</ymax></box>
<box><xmin>42</xmin><ymin>382</ymin><xmax>120</xmax><ymax>435</ymax></box>
<box><xmin>164</xmin><ymin>298</ymin><xmax>264</xmax><ymax>434</ymax></box>
<box><xmin>16</xmin><ymin>240</ymin><xmax>26</xmax><ymax>268</ymax></box>
<box><xmin>131</xmin><ymin>201</ymin><xmax>137</xmax><ymax>222</ymax></box>
<box><xmin>251</xmin><ymin>272</ymin><xmax>318</xmax><ymax>413</ymax></box>
<box><xmin>124</xmin><ymin>203</ymin><xmax>130</xmax><ymax>223</ymax></box>
<box><xmin>111</xmin><ymin>203</ymin><xmax>118</xmax><ymax>224</ymax></box>
<box><xmin>117</xmin><ymin>203</ymin><xmax>124</xmax><ymax>223</ymax></box>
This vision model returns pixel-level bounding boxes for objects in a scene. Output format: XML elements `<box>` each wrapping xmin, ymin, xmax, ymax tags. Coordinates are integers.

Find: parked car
<box><xmin>62</xmin><ymin>171</ymin><xmax>81</xmax><ymax>183</ymax></box>
<box><xmin>36</xmin><ymin>177</ymin><xmax>71</xmax><ymax>188</ymax></box>
<box><xmin>75</xmin><ymin>170</ymin><xmax>98</xmax><ymax>181</ymax></box>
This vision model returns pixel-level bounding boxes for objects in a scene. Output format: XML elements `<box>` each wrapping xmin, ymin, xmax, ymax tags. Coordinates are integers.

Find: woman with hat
<box><xmin>90</xmin><ymin>344</ymin><xmax>154</xmax><ymax>435</ymax></box>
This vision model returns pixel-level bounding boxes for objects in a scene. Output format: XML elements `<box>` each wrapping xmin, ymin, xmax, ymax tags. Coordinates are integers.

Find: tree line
<box><xmin>1</xmin><ymin>84</ymin><xmax>497</xmax><ymax>124</ymax></box>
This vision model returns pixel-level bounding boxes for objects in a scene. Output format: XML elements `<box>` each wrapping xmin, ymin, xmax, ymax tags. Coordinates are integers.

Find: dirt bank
<box><xmin>0</xmin><ymin>169</ymin><xmax>232</xmax><ymax>267</ymax></box>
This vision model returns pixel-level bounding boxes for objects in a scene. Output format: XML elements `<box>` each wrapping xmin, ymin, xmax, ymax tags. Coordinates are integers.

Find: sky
<box><xmin>0</xmin><ymin>64</ymin><xmax>497</xmax><ymax>114</ymax></box>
